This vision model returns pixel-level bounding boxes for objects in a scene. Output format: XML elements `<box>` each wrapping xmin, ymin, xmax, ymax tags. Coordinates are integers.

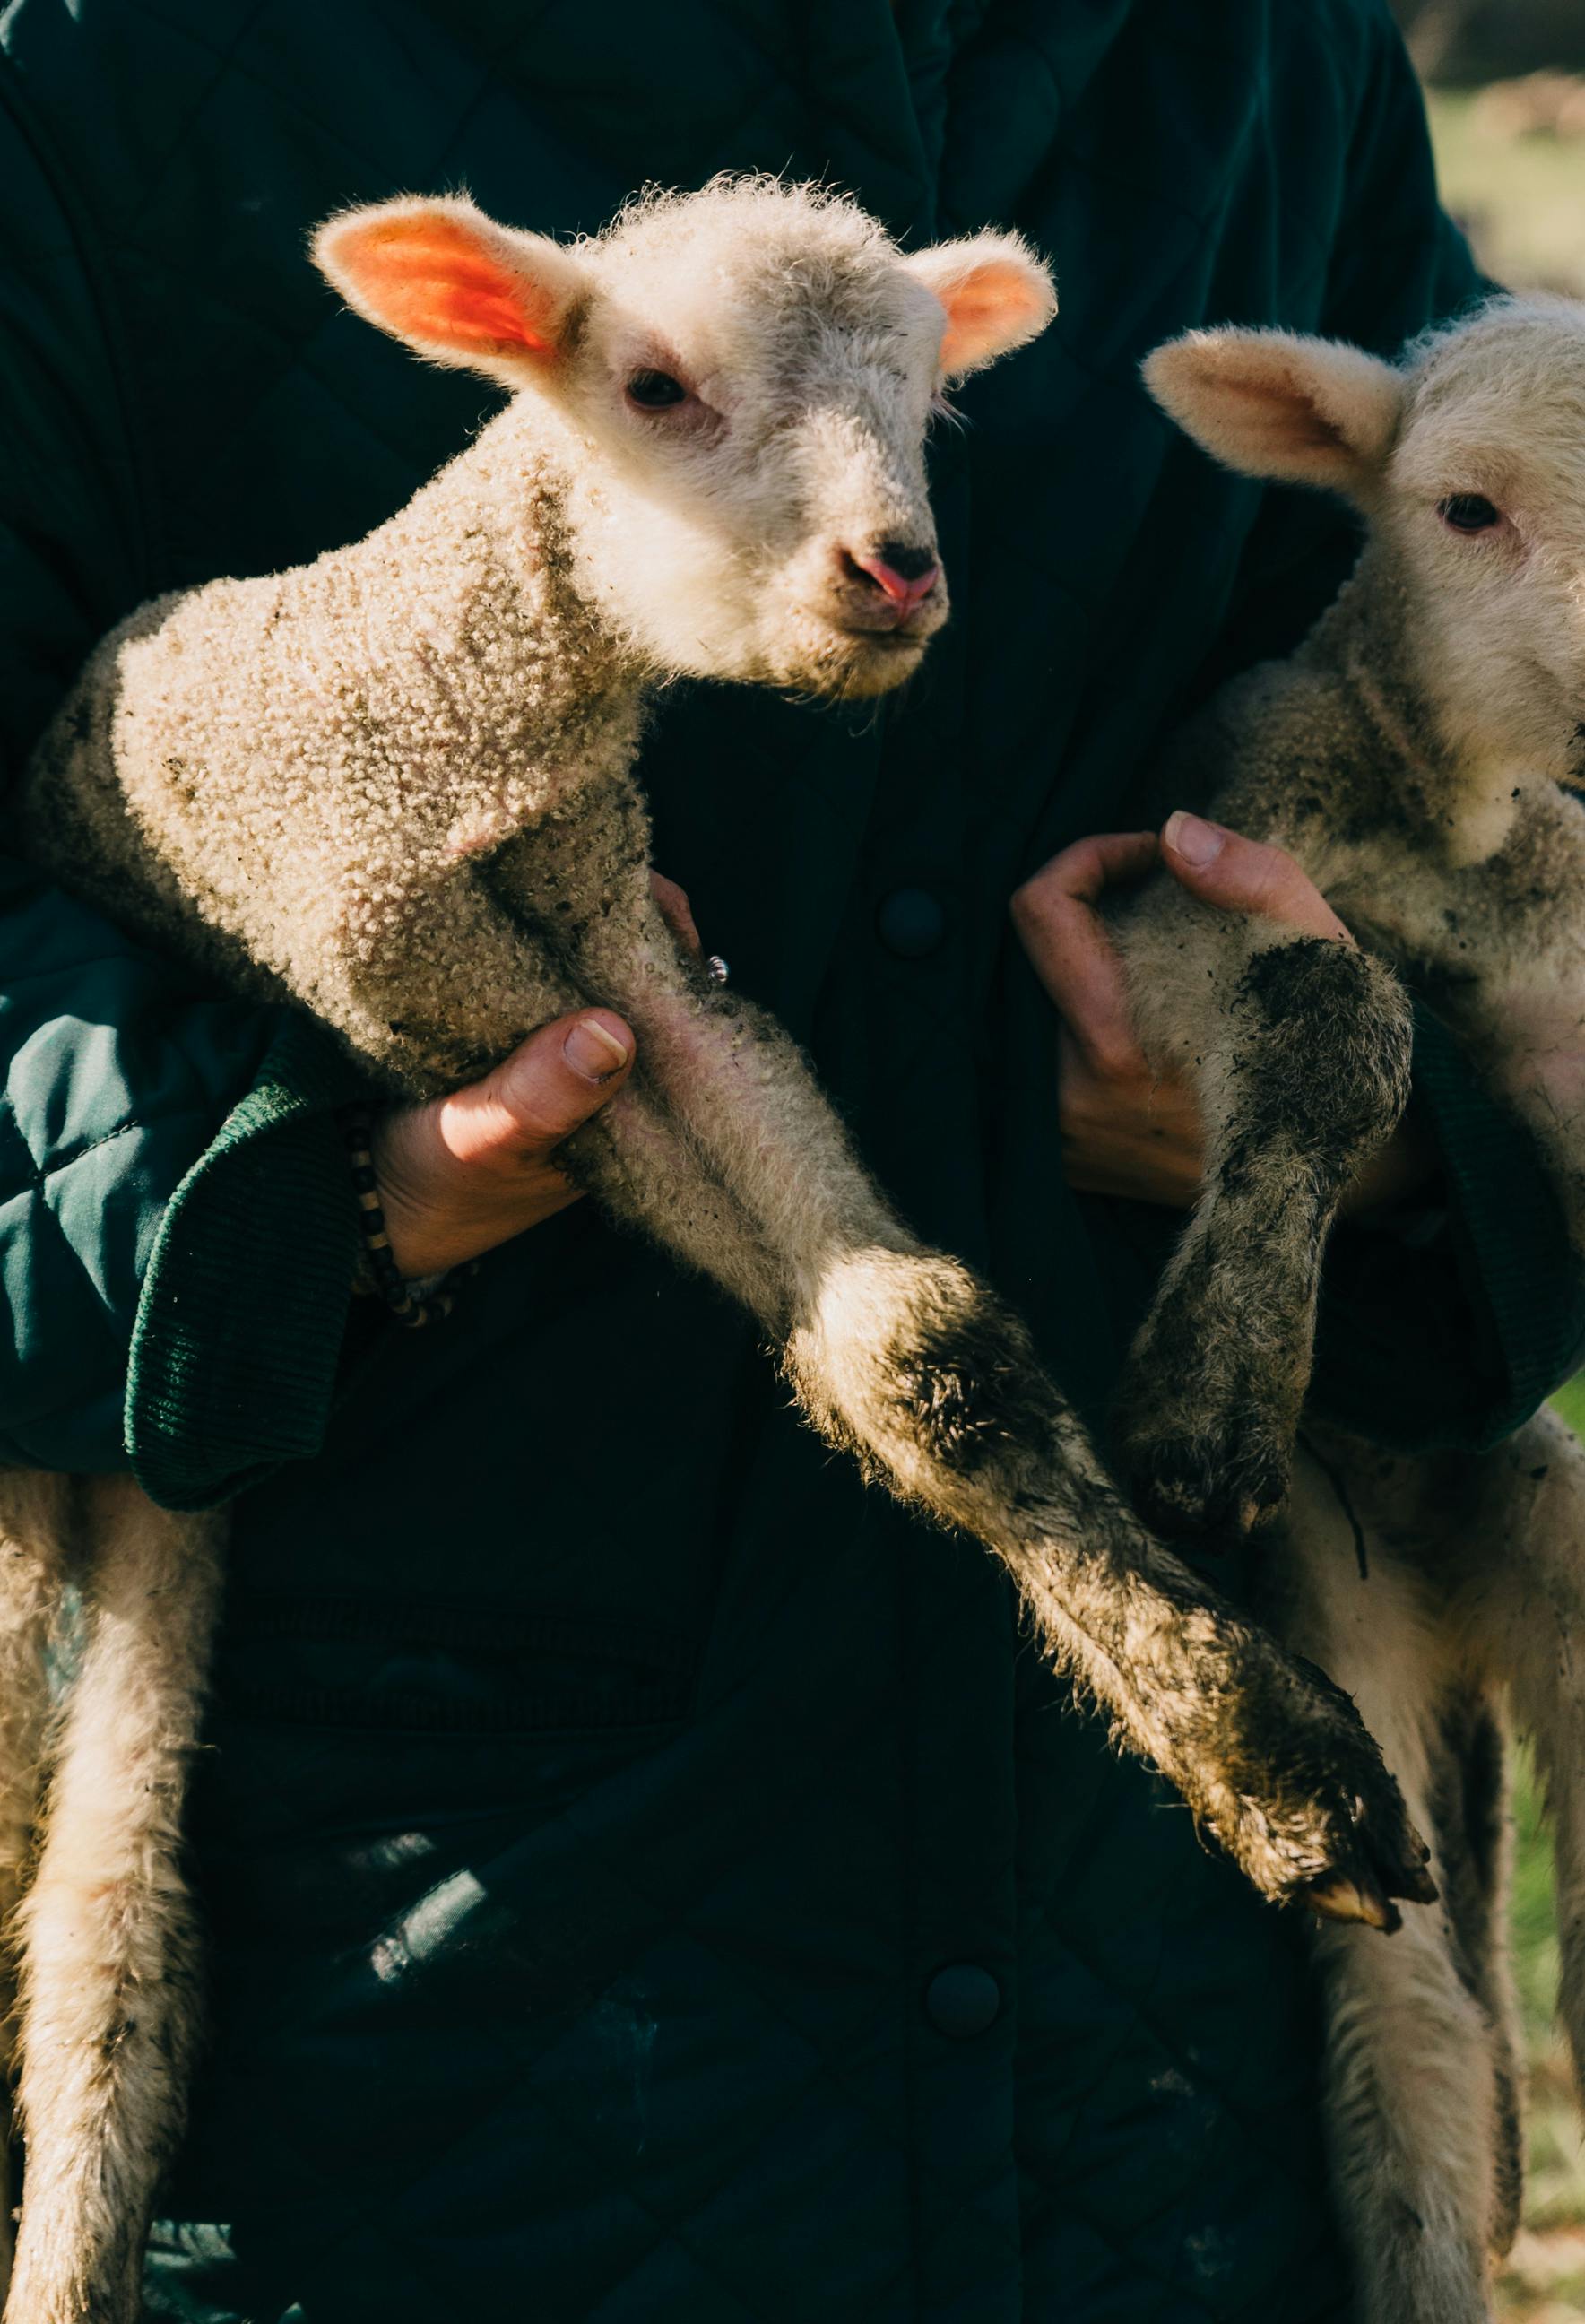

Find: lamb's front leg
<box><xmin>909</xmin><ymin>1380</ymin><xmax>1436</xmax><ymax>1927</ymax></box>
<box><xmin>327</xmin><ymin>855</ymin><xmax>790</xmax><ymax>1329</ymax></box>
<box><xmin>1108</xmin><ymin>884</ymin><xmax>1414</xmax><ymax>1541</ymax></box>
<box><xmin>491</xmin><ymin>802</ymin><xmax>1435</xmax><ymax>1926</ymax></box>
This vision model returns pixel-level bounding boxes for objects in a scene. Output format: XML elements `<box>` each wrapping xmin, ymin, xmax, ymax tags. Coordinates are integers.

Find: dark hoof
<box><xmin>1304</xmin><ymin>1833</ymin><xmax>1438</xmax><ymax>1934</ymax></box>
<box><xmin>1279</xmin><ymin>1756</ymin><xmax>1438</xmax><ymax>1934</ymax></box>
<box><xmin>1201</xmin><ymin>1648</ymin><xmax>1440</xmax><ymax>1927</ymax></box>
<box><xmin>1122</xmin><ymin>1426</ymin><xmax>1289</xmax><ymax>1547</ymax></box>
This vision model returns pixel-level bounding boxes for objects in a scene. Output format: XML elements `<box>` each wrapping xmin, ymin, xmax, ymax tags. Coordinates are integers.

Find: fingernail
<box><xmin>1164</xmin><ymin>810</ymin><xmax>1226</xmax><ymax>868</ymax></box>
<box><xmin>564</xmin><ymin>1018</ymin><xmax>631</xmax><ymax>1080</ymax></box>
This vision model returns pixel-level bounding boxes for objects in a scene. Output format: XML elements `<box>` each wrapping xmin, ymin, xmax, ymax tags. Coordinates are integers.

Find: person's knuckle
<box><xmin>1010</xmin><ymin>872</ymin><xmax>1050</xmax><ymax>929</ymax></box>
<box><xmin>1087</xmin><ymin>1030</ymin><xmax>1141</xmax><ymax>1083</ymax></box>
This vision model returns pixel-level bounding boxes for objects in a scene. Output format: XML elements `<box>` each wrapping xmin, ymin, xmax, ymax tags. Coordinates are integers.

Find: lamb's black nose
<box><xmin>878</xmin><ymin>542</ymin><xmax>938</xmax><ymax>582</ymax></box>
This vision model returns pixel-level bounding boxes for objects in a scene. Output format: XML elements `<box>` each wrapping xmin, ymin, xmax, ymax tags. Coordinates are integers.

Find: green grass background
<box><xmin>1429</xmin><ymin>87</ymin><xmax>1585</xmax><ymax>296</ymax></box>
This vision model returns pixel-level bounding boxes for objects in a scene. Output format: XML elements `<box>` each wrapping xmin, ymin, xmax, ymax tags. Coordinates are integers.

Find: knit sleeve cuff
<box><xmin>126</xmin><ymin>1012</ymin><xmax>366</xmax><ymax>1510</ymax></box>
<box><xmin>1310</xmin><ymin>999</ymin><xmax>1585</xmax><ymax>1452</ymax></box>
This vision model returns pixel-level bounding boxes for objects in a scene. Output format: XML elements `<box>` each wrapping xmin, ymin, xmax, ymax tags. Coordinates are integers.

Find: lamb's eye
<box><xmin>1439</xmin><ymin>492</ymin><xmax>1501</xmax><ymax>533</ymax></box>
<box><xmin>626</xmin><ymin>369</ymin><xmax>688</xmax><ymax>410</ymax></box>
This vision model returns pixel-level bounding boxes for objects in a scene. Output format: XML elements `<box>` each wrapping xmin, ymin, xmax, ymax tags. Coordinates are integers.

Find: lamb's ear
<box><xmin>1143</xmin><ymin>327</ymin><xmax>1404</xmax><ymax>499</ymax></box>
<box><xmin>312</xmin><ymin>195</ymin><xmax>585</xmax><ymax>387</ymax></box>
<box><xmin>905</xmin><ymin>233</ymin><xmax>1057</xmax><ymax>380</ymax></box>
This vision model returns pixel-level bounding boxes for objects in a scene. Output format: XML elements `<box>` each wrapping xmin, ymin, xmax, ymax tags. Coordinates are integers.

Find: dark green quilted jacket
<box><xmin>0</xmin><ymin>4</ymin><xmax>1577</xmax><ymax>2318</ymax></box>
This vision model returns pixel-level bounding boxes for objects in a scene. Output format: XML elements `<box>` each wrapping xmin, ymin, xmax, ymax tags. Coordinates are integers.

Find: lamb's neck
<box><xmin>1305</xmin><ymin>552</ymin><xmax>1529</xmax><ymax>868</ymax></box>
<box><xmin>347</xmin><ymin>400</ymin><xmax>654</xmax><ymax>843</ymax></box>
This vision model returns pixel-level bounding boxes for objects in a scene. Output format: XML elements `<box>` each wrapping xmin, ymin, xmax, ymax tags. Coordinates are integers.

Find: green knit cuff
<box><xmin>1312</xmin><ymin>999</ymin><xmax>1585</xmax><ymax>1452</ymax></box>
<box><xmin>126</xmin><ymin>1013</ymin><xmax>365</xmax><ymax>1511</ymax></box>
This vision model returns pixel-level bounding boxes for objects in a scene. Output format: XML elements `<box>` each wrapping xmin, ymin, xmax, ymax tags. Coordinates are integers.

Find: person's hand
<box><xmin>371</xmin><ymin>1008</ymin><xmax>635</xmax><ymax>1278</ymax></box>
<box><xmin>1010</xmin><ymin>810</ymin><xmax>1433</xmax><ymax>1214</ymax></box>
<box><xmin>371</xmin><ymin>872</ymin><xmax>699</xmax><ymax>1279</ymax></box>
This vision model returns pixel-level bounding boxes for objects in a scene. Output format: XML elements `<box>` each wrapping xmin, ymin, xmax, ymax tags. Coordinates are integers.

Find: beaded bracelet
<box><xmin>340</xmin><ymin>1100</ymin><xmax>457</xmax><ymax>1329</ymax></box>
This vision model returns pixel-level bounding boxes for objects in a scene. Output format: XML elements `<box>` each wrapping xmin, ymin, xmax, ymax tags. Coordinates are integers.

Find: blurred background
<box><xmin>1395</xmin><ymin>11</ymin><xmax>1585</xmax><ymax>2312</ymax></box>
<box><xmin>1403</xmin><ymin>0</ymin><xmax>1585</xmax><ymax>294</ymax></box>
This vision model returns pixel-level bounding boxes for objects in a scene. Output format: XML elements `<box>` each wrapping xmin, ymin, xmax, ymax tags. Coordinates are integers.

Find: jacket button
<box><xmin>876</xmin><ymin>886</ymin><xmax>946</xmax><ymax>958</ymax></box>
<box><xmin>924</xmin><ymin>1963</ymin><xmax>1000</xmax><ymax>2038</ymax></box>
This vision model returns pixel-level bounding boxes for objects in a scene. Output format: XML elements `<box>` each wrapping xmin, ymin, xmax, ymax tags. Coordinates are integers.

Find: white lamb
<box><xmin>1</xmin><ymin>179</ymin><xmax>1430</xmax><ymax>2320</ymax></box>
<box><xmin>1104</xmin><ymin>297</ymin><xmax>1585</xmax><ymax>2322</ymax></box>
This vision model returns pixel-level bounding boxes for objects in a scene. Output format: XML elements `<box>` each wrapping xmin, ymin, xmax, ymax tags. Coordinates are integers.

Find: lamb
<box><xmin>0</xmin><ymin>178</ymin><xmax>1434</xmax><ymax>2320</ymax></box>
<box><xmin>1101</xmin><ymin>297</ymin><xmax>1585</xmax><ymax>2321</ymax></box>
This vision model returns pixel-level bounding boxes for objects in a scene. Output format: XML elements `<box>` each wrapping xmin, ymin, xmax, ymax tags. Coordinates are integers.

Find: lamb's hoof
<box><xmin>1202</xmin><ymin>1652</ymin><xmax>1438</xmax><ymax>1929</ymax></box>
<box><xmin>1119</xmin><ymin>1419</ymin><xmax>1289</xmax><ymax>1548</ymax></box>
<box><xmin>1308</xmin><ymin>1869</ymin><xmax>1408</xmax><ymax>1931</ymax></box>
<box><xmin>1256</xmin><ymin>1770</ymin><xmax>1435</xmax><ymax>1935</ymax></box>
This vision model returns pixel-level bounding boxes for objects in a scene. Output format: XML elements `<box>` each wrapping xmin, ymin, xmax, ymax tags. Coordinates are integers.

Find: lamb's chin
<box><xmin>767</xmin><ymin>627</ymin><xmax>931</xmax><ymax>704</ymax></box>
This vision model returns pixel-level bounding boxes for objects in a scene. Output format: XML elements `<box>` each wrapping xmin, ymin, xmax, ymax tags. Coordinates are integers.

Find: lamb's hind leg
<box><xmin>496</xmin><ymin>802</ymin><xmax>1435</xmax><ymax>1928</ymax></box>
<box><xmin>0</xmin><ymin>1478</ymin><xmax>77</xmax><ymax>2310</ymax></box>
<box><xmin>1433</xmin><ymin>1407</ymin><xmax>1585</xmax><ymax>2124</ymax></box>
<box><xmin>1274</xmin><ymin>1446</ymin><xmax>1507</xmax><ymax>2324</ymax></box>
<box><xmin>1111</xmin><ymin>900</ymin><xmax>1413</xmax><ymax>1543</ymax></box>
<box><xmin>5</xmin><ymin>1478</ymin><xmax>221</xmax><ymax>2324</ymax></box>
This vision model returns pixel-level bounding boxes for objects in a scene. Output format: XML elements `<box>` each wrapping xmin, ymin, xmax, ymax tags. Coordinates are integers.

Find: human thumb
<box><xmin>369</xmin><ymin>1010</ymin><xmax>637</xmax><ymax>1278</ymax></box>
<box><xmin>452</xmin><ymin>1010</ymin><xmax>636</xmax><ymax>1163</ymax></box>
<box><xmin>1160</xmin><ymin>811</ymin><xmax>1352</xmax><ymax>942</ymax></box>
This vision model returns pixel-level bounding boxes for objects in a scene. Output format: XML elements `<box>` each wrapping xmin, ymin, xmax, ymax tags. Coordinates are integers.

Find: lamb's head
<box><xmin>314</xmin><ymin>178</ymin><xmax>1054</xmax><ymax>698</ymax></box>
<box><xmin>1144</xmin><ymin>299</ymin><xmax>1585</xmax><ymax>858</ymax></box>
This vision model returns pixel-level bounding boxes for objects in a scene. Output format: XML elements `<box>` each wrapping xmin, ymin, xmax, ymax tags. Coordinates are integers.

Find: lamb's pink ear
<box><xmin>312</xmin><ymin>196</ymin><xmax>585</xmax><ymax>386</ymax></box>
<box><xmin>1143</xmin><ymin>328</ymin><xmax>1404</xmax><ymax>499</ymax></box>
<box><xmin>905</xmin><ymin>233</ymin><xmax>1057</xmax><ymax>380</ymax></box>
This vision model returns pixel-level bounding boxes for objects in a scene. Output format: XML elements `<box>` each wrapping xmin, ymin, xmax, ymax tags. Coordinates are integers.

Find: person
<box><xmin>0</xmin><ymin>4</ymin><xmax>1576</xmax><ymax>2317</ymax></box>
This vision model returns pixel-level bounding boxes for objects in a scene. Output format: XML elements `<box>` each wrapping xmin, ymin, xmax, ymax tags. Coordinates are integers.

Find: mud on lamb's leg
<box><xmin>924</xmin><ymin>1401</ymin><xmax>1438</xmax><ymax>1928</ymax></box>
<box><xmin>1113</xmin><ymin>920</ymin><xmax>1413</xmax><ymax>1543</ymax></box>
<box><xmin>601</xmin><ymin>1026</ymin><xmax>1437</xmax><ymax>1929</ymax></box>
<box><xmin>7</xmin><ymin>1479</ymin><xmax>221</xmax><ymax>2324</ymax></box>
<box><xmin>1274</xmin><ymin>1446</ymin><xmax>1511</xmax><ymax>2324</ymax></box>
<box><xmin>498</xmin><ymin>799</ymin><xmax>1435</xmax><ymax>1926</ymax></box>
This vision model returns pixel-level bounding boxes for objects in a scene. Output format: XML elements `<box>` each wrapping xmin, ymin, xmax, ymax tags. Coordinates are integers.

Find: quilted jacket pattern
<box><xmin>0</xmin><ymin>3</ymin><xmax>1577</xmax><ymax>2317</ymax></box>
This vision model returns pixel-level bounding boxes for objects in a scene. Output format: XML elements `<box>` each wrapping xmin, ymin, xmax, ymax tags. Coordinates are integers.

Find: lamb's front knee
<box><xmin>1228</xmin><ymin>935</ymin><xmax>1414</xmax><ymax>1184</ymax></box>
<box><xmin>784</xmin><ymin>1247</ymin><xmax>1054</xmax><ymax>1504</ymax></box>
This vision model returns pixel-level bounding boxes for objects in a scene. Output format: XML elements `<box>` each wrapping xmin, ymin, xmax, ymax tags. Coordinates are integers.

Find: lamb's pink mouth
<box><xmin>792</xmin><ymin>622</ymin><xmax>934</xmax><ymax>701</ymax></box>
